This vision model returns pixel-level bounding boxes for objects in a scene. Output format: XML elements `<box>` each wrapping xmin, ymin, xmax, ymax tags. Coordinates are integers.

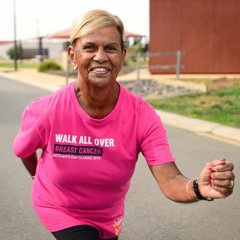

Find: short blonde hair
<box><xmin>70</xmin><ymin>9</ymin><xmax>125</xmax><ymax>50</ymax></box>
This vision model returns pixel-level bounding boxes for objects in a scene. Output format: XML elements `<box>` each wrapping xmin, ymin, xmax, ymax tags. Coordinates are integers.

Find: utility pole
<box><xmin>13</xmin><ymin>0</ymin><xmax>18</xmax><ymax>71</ymax></box>
<box><xmin>36</xmin><ymin>18</ymin><xmax>43</xmax><ymax>62</ymax></box>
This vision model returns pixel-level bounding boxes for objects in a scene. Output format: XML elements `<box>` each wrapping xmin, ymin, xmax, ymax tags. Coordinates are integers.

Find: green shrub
<box><xmin>38</xmin><ymin>60</ymin><xmax>62</xmax><ymax>72</ymax></box>
<box><xmin>7</xmin><ymin>43</ymin><xmax>23</xmax><ymax>60</ymax></box>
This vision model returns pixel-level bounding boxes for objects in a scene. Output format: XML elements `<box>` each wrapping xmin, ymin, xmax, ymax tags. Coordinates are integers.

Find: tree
<box><xmin>7</xmin><ymin>42</ymin><xmax>23</xmax><ymax>60</ymax></box>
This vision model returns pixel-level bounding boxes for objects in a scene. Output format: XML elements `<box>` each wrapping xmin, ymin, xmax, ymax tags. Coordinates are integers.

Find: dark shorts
<box><xmin>52</xmin><ymin>225</ymin><xmax>119</xmax><ymax>240</ymax></box>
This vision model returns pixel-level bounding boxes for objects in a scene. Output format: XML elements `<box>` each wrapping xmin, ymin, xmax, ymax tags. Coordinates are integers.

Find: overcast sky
<box><xmin>0</xmin><ymin>0</ymin><xmax>149</xmax><ymax>41</ymax></box>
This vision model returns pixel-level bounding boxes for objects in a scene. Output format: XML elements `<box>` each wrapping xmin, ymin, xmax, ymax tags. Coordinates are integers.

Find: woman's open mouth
<box><xmin>89</xmin><ymin>67</ymin><xmax>110</xmax><ymax>74</ymax></box>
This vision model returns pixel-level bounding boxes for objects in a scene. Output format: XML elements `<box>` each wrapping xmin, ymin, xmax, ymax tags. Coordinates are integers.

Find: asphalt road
<box><xmin>0</xmin><ymin>76</ymin><xmax>239</xmax><ymax>240</ymax></box>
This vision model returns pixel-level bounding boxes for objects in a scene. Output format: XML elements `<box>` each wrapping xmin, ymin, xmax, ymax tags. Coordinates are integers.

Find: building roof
<box><xmin>45</xmin><ymin>29</ymin><xmax>71</xmax><ymax>39</ymax></box>
<box><xmin>0</xmin><ymin>41</ymin><xmax>14</xmax><ymax>45</ymax></box>
<box><xmin>45</xmin><ymin>28</ymin><xmax>145</xmax><ymax>39</ymax></box>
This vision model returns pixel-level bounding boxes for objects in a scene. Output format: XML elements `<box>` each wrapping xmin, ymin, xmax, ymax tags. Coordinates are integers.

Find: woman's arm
<box><xmin>149</xmin><ymin>159</ymin><xmax>234</xmax><ymax>203</ymax></box>
<box><xmin>149</xmin><ymin>162</ymin><xmax>197</xmax><ymax>202</ymax></box>
<box><xmin>21</xmin><ymin>152</ymin><xmax>38</xmax><ymax>178</ymax></box>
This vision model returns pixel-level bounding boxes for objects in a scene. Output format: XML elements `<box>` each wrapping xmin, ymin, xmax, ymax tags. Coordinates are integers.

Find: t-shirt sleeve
<box><xmin>13</xmin><ymin>104</ymin><xmax>45</xmax><ymax>158</ymax></box>
<box><xmin>138</xmin><ymin>104</ymin><xmax>175</xmax><ymax>166</ymax></box>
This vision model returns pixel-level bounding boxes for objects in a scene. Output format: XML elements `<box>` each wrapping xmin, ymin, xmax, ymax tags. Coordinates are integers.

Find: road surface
<box><xmin>0</xmin><ymin>76</ymin><xmax>239</xmax><ymax>240</ymax></box>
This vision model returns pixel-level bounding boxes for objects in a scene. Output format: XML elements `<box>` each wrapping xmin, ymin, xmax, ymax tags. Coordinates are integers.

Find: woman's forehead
<box><xmin>78</xmin><ymin>27</ymin><xmax>122</xmax><ymax>44</ymax></box>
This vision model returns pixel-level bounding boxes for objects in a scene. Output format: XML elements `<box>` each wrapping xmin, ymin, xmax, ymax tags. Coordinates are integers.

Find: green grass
<box><xmin>147</xmin><ymin>85</ymin><xmax>240</xmax><ymax>129</ymax></box>
<box><xmin>0</xmin><ymin>60</ymin><xmax>40</xmax><ymax>69</ymax></box>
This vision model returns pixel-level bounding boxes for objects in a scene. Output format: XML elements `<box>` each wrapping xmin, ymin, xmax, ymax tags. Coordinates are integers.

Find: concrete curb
<box><xmin>156</xmin><ymin>110</ymin><xmax>240</xmax><ymax>145</ymax></box>
<box><xmin>0</xmin><ymin>70</ymin><xmax>72</xmax><ymax>92</ymax></box>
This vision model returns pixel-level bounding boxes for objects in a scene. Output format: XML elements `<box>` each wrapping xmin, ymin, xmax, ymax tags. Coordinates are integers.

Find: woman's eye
<box><xmin>106</xmin><ymin>46</ymin><xmax>118</xmax><ymax>52</ymax></box>
<box><xmin>83</xmin><ymin>45</ymin><xmax>96</xmax><ymax>51</ymax></box>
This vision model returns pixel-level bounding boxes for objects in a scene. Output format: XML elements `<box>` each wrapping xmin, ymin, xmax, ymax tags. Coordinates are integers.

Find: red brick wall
<box><xmin>149</xmin><ymin>0</ymin><xmax>240</xmax><ymax>73</ymax></box>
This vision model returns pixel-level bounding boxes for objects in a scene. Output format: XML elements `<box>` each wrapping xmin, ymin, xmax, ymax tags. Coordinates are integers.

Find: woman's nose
<box><xmin>93</xmin><ymin>48</ymin><xmax>108</xmax><ymax>62</ymax></box>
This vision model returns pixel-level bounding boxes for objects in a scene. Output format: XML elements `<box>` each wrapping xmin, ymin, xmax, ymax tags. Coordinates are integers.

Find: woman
<box><xmin>13</xmin><ymin>9</ymin><xmax>235</xmax><ymax>240</ymax></box>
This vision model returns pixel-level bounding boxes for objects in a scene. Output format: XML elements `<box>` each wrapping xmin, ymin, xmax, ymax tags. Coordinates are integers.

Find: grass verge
<box><xmin>0</xmin><ymin>60</ymin><xmax>40</xmax><ymax>69</ymax></box>
<box><xmin>147</xmin><ymin>85</ymin><xmax>240</xmax><ymax>129</ymax></box>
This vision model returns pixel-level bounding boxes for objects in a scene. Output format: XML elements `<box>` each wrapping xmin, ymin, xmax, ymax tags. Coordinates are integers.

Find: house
<box><xmin>149</xmin><ymin>0</ymin><xmax>240</xmax><ymax>74</ymax></box>
<box><xmin>0</xmin><ymin>38</ymin><xmax>67</xmax><ymax>61</ymax></box>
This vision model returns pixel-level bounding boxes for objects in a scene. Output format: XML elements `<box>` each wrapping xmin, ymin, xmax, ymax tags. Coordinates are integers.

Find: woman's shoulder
<box><xmin>119</xmin><ymin>83</ymin><xmax>155</xmax><ymax>112</ymax></box>
<box><xmin>21</xmin><ymin>83</ymin><xmax>73</xmax><ymax>121</ymax></box>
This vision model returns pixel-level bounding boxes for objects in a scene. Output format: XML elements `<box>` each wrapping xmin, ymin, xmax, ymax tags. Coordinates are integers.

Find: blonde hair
<box><xmin>70</xmin><ymin>9</ymin><xmax>125</xmax><ymax>50</ymax></box>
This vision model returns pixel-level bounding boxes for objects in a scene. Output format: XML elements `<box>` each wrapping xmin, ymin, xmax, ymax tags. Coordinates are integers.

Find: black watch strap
<box><xmin>193</xmin><ymin>179</ymin><xmax>214</xmax><ymax>201</ymax></box>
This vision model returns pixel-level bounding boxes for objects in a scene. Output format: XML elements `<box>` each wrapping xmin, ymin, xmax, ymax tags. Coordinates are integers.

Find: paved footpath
<box><xmin>1</xmin><ymin>68</ymin><xmax>240</xmax><ymax>146</ymax></box>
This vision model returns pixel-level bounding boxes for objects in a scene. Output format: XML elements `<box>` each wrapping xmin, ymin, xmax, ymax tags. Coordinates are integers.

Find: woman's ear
<box><xmin>67</xmin><ymin>46</ymin><xmax>78</xmax><ymax>70</ymax></box>
<box><xmin>120</xmin><ymin>48</ymin><xmax>127</xmax><ymax>68</ymax></box>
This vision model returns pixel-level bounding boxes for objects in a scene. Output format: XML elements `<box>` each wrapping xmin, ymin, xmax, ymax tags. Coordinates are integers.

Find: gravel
<box><xmin>119</xmin><ymin>79</ymin><xmax>200</xmax><ymax>98</ymax></box>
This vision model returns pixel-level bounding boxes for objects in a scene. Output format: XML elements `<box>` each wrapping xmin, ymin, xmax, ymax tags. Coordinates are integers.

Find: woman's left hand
<box><xmin>198</xmin><ymin>159</ymin><xmax>235</xmax><ymax>199</ymax></box>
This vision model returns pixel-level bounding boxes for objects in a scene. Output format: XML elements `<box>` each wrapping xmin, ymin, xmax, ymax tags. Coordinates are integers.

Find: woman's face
<box><xmin>69</xmin><ymin>26</ymin><xmax>126</xmax><ymax>88</ymax></box>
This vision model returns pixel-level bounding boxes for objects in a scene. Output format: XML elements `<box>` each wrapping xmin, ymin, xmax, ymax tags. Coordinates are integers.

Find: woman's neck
<box><xmin>75</xmin><ymin>82</ymin><xmax>120</xmax><ymax>119</ymax></box>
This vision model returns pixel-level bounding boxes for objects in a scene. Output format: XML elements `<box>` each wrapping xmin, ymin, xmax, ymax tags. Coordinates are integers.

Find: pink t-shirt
<box><xmin>13</xmin><ymin>82</ymin><xmax>175</xmax><ymax>238</ymax></box>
